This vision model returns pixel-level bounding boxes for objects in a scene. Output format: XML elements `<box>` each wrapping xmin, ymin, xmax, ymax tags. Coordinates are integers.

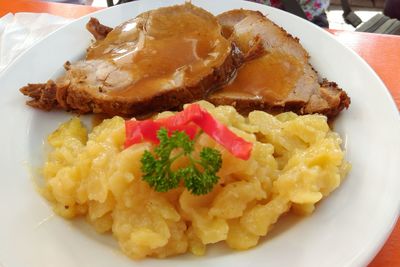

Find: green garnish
<box><xmin>140</xmin><ymin>128</ymin><xmax>222</xmax><ymax>195</ymax></box>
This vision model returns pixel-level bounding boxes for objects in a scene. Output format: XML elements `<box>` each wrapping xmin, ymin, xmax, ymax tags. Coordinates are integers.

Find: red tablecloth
<box><xmin>0</xmin><ymin>1</ymin><xmax>399</xmax><ymax>266</ymax></box>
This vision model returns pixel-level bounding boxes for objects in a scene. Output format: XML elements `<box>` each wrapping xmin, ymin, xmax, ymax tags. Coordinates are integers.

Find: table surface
<box><xmin>0</xmin><ymin>1</ymin><xmax>399</xmax><ymax>266</ymax></box>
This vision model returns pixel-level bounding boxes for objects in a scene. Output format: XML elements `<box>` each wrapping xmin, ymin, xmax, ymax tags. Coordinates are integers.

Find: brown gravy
<box><xmin>91</xmin><ymin>114</ymin><xmax>111</xmax><ymax>128</ymax></box>
<box><xmin>86</xmin><ymin>6</ymin><xmax>230</xmax><ymax>99</ymax></box>
<box><xmin>218</xmin><ymin>52</ymin><xmax>303</xmax><ymax>103</ymax></box>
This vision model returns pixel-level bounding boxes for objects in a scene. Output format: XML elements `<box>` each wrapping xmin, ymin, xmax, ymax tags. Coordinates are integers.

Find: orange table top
<box><xmin>0</xmin><ymin>0</ymin><xmax>399</xmax><ymax>266</ymax></box>
<box><xmin>0</xmin><ymin>0</ymin><xmax>102</xmax><ymax>18</ymax></box>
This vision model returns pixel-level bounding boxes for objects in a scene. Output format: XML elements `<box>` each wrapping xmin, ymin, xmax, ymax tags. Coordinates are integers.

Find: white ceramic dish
<box><xmin>0</xmin><ymin>0</ymin><xmax>399</xmax><ymax>266</ymax></box>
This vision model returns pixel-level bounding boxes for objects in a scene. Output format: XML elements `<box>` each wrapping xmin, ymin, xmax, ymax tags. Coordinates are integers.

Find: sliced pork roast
<box><xmin>208</xmin><ymin>10</ymin><xmax>350</xmax><ymax>117</ymax></box>
<box><xmin>20</xmin><ymin>6</ymin><xmax>349</xmax><ymax>118</ymax></box>
<box><xmin>20</xmin><ymin>3</ymin><xmax>240</xmax><ymax>116</ymax></box>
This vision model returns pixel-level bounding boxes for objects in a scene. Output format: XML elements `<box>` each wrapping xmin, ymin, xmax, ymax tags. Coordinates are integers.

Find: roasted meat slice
<box><xmin>20</xmin><ymin>3</ymin><xmax>240</xmax><ymax>116</ymax></box>
<box><xmin>208</xmin><ymin>10</ymin><xmax>350</xmax><ymax>117</ymax></box>
<box><xmin>86</xmin><ymin>17</ymin><xmax>113</xmax><ymax>41</ymax></box>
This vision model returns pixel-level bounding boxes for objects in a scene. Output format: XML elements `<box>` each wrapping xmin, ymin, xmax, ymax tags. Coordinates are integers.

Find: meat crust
<box><xmin>86</xmin><ymin>17</ymin><xmax>113</xmax><ymax>41</ymax></box>
<box><xmin>20</xmin><ymin>6</ymin><xmax>350</xmax><ymax>118</ymax></box>
<box><xmin>20</xmin><ymin>4</ymin><xmax>241</xmax><ymax>117</ymax></box>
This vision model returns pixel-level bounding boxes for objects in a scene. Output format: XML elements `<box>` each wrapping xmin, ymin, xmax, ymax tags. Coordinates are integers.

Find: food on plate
<box><xmin>41</xmin><ymin>101</ymin><xmax>350</xmax><ymax>259</ymax></box>
<box><xmin>20</xmin><ymin>3</ymin><xmax>349</xmax><ymax>118</ymax></box>
<box><xmin>86</xmin><ymin>17</ymin><xmax>112</xmax><ymax>41</ymax></box>
<box><xmin>208</xmin><ymin>10</ymin><xmax>350</xmax><ymax>117</ymax></box>
<box><xmin>20</xmin><ymin>4</ymin><xmax>239</xmax><ymax>116</ymax></box>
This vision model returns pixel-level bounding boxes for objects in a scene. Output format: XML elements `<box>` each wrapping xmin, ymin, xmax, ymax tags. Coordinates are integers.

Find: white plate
<box><xmin>0</xmin><ymin>1</ymin><xmax>399</xmax><ymax>266</ymax></box>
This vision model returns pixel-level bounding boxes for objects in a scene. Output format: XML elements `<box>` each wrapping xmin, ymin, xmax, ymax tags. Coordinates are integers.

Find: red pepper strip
<box><xmin>159</xmin><ymin>104</ymin><xmax>253</xmax><ymax>160</ymax></box>
<box><xmin>157</xmin><ymin>105</ymin><xmax>203</xmax><ymax>127</ymax></box>
<box><xmin>124</xmin><ymin>104</ymin><xmax>253</xmax><ymax>160</ymax></box>
<box><xmin>165</xmin><ymin>123</ymin><xmax>198</xmax><ymax>140</ymax></box>
<box><xmin>124</xmin><ymin>119</ymin><xmax>198</xmax><ymax>147</ymax></box>
<box><xmin>125</xmin><ymin>119</ymin><xmax>160</xmax><ymax>147</ymax></box>
<box><xmin>190</xmin><ymin>106</ymin><xmax>253</xmax><ymax>160</ymax></box>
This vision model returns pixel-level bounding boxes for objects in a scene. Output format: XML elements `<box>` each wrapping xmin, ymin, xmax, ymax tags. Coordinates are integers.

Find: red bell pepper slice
<box><xmin>125</xmin><ymin>119</ymin><xmax>198</xmax><ymax>147</ymax></box>
<box><xmin>124</xmin><ymin>104</ymin><xmax>253</xmax><ymax>160</ymax></box>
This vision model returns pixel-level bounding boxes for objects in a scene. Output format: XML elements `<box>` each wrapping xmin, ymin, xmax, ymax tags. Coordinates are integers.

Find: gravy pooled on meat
<box><xmin>208</xmin><ymin>10</ymin><xmax>349</xmax><ymax>117</ymax></box>
<box><xmin>20</xmin><ymin>3</ymin><xmax>239</xmax><ymax>116</ymax></box>
<box><xmin>20</xmin><ymin>4</ymin><xmax>349</xmax><ymax>118</ymax></box>
<box><xmin>218</xmin><ymin>52</ymin><xmax>304</xmax><ymax>103</ymax></box>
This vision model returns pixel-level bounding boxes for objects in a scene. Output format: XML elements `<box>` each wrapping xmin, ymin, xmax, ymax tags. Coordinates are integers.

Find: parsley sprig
<box><xmin>140</xmin><ymin>128</ymin><xmax>222</xmax><ymax>195</ymax></box>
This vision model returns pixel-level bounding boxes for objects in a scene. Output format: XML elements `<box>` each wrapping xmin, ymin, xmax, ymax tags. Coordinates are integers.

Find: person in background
<box><xmin>384</xmin><ymin>0</ymin><xmax>400</xmax><ymax>20</ymax></box>
<box><xmin>104</xmin><ymin>0</ymin><xmax>330</xmax><ymax>28</ymax></box>
<box><xmin>247</xmin><ymin>0</ymin><xmax>330</xmax><ymax>27</ymax></box>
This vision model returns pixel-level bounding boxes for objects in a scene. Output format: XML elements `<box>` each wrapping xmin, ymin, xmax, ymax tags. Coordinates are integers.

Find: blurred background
<box><xmin>43</xmin><ymin>0</ymin><xmax>394</xmax><ymax>31</ymax></box>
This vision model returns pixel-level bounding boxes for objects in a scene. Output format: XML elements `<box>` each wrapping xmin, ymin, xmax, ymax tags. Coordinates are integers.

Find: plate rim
<box><xmin>0</xmin><ymin>1</ymin><xmax>399</xmax><ymax>266</ymax></box>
